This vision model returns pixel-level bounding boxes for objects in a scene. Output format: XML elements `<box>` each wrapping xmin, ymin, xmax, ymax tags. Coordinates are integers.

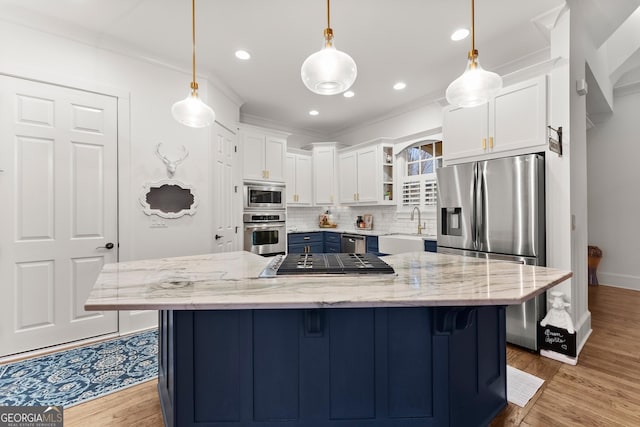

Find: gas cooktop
<box><xmin>260</xmin><ymin>253</ymin><xmax>395</xmax><ymax>278</ymax></box>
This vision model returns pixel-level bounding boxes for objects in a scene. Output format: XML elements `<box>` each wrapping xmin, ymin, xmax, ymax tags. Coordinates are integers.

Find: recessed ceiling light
<box><xmin>343</xmin><ymin>91</ymin><xmax>355</xmax><ymax>98</ymax></box>
<box><xmin>309</xmin><ymin>110</ymin><xmax>319</xmax><ymax>116</ymax></box>
<box><xmin>393</xmin><ymin>82</ymin><xmax>406</xmax><ymax>90</ymax></box>
<box><xmin>235</xmin><ymin>50</ymin><xmax>251</xmax><ymax>60</ymax></box>
<box><xmin>451</xmin><ymin>28</ymin><xmax>470</xmax><ymax>41</ymax></box>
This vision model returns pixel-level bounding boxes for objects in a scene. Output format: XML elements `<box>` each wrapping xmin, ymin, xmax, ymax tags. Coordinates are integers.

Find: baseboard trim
<box><xmin>0</xmin><ymin>333</ymin><xmax>119</xmax><ymax>364</ymax></box>
<box><xmin>597</xmin><ymin>272</ymin><xmax>640</xmax><ymax>291</ymax></box>
<box><xmin>0</xmin><ymin>327</ymin><xmax>158</xmax><ymax>365</ymax></box>
<box><xmin>574</xmin><ymin>309</ymin><xmax>592</xmax><ymax>358</ymax></box>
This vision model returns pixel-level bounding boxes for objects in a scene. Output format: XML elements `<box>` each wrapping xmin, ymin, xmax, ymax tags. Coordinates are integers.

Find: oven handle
<box><xmin>244</xmin><ymin>223</ymin><xmax>285</xmax><ymax>230</ymax></box>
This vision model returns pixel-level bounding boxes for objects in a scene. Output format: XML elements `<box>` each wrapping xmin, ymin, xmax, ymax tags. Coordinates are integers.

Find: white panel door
<box><xmin>0</xmin><ymin>76</ymin><xmax>118</xmax><ymax>357</ymax></box>
<box><xmin>212</xmin><ymin>124</ymin><xmax>239</xmax><ymax>253</ymax></box>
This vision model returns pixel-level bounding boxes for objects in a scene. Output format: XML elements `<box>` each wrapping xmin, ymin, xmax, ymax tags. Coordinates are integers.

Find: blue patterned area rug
<box><xmin>0</xmin><ymin>329</ymin><xmax>157</xmax><ymax>408</ymax></box>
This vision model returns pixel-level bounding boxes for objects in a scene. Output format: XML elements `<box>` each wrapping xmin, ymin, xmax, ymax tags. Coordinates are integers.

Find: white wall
<box><xmin>546</xmin><ymin>3</ymin><xmax>592</xmax><ymax>355</ymax></box>
<box><xmin>587</xmin><ymin>88</ymin><xmax>640</xmax><ymax>291</ymax></box>
<box><xmin>0</xmin><ymin>19</ymin><xmax>239</xmax><ymax>261</ymax></box>
<box><xmin>0</xmin><ymin>19</ymin><xmax>241</xmax><ymax>332</ymax></box>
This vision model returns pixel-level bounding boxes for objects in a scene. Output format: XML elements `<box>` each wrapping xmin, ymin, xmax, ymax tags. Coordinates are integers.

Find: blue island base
<box><xmin>158</xmin><ymin>306</ymin><xmax>506</xmax><ymax>427</ymax></box>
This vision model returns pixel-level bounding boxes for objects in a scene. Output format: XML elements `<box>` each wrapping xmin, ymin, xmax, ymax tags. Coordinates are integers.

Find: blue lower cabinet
<box><xmin>324</xmin><ymin>232</ymin><xmax>341</xmax><ymax>253</ymax></box>
<box><xmin>325</xmin><ymin>243</ymin><xmax>341</xmax><ymax>253</ymax></box>
<box><xmin>159</xmin><ymin>306</ymin><xmax>506</xmax><ymax>427</ymax></box>
<box><xmin>288</xmin><ymin>232</ymin><xmax>323</xmax><ymax>254</ymax></box>
<box><xmin>366</xmin><ymin>236</ymin><xmax>379</xmax><ymax>254</ymax></box>
<box><xmin>424</xmin><ymin>239</ymin><xmax>437</xmax><ymax>253</ymax></box>
<box><xmin>289</xmin><ymin>242</ymin><xmax>324</xmax><ymax>253</ymax></box>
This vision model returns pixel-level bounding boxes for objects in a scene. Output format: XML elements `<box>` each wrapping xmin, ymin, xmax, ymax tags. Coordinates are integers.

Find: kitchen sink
<box><xmin>378</xmin><ymin>233</ymin><xmax>435</xmax><ymax>254</ymax></box>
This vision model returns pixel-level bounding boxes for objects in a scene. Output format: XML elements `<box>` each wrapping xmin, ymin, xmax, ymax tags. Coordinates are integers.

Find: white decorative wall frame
<box><xmin>139</xmin><ymin>179</ymin><xmax>199</xmax><ymax>219</ymax></box>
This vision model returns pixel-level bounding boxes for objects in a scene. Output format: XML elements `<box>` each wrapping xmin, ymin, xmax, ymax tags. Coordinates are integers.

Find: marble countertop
<box><xmin>85</xmin><ymin>251</ymin><xmax>571</xmax><ymax>311</ymax></box>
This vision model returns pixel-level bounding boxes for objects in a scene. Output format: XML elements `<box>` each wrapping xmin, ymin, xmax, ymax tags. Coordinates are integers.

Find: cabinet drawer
<box><xmin>288</xmin><ymin>232</ymin><xmax>323</xmax><ymax>245</ymax></box>
<box><xmin>324</xmin><ymin>232</ymin><xmax>341</xmax><ymax>244</ymax></box>
<box><xmin>325</xmin><ymin>242</ymin><xmax>341</xmax><ymax>253</ymax></box>
<box><xmin>288</xmin><ymin>242</ymin><xmax>324</xmax><ymax>254</ymax></box>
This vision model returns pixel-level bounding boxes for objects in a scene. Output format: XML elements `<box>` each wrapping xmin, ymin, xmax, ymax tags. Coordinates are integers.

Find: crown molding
<box><xmin>328</xmin><ymin>90</ymin><xmax>445</xmax><ymax>141</ymax></box>
<box><xmin>613</xmin><ymin>79</ymin><xmax>640</xmax><ymax>97</ymax></box>
<box><xmin>0</xmin><ymin>5</ymin><xmax>244</xmax><ymax>108</ymax></box>
<box><xmin>239</xmin><ymin>112</ymin><xmax>329</xmax><ymax>140</ymax></box>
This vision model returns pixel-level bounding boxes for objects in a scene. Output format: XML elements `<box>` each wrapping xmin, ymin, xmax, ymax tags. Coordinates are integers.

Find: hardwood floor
<box><xmin>491</xmin><ymin>285</ymin><xmax>640</xmax><ymax>427</ymax></box>
<box><xmin>64</xmin><ymin>285</ymin><xmax>639</xmax><ymax>427</ymax></box>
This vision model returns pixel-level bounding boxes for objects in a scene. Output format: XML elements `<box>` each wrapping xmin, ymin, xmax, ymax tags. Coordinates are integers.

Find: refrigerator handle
<box><xmin>474</xmin><ymin>163</ymin><xmax>483</xmax><ymax>249</ymax></box>
<box><xmin>472</xmin><ymin>163</ymin><xmax>478</xmax><ymax>249</ymax></box>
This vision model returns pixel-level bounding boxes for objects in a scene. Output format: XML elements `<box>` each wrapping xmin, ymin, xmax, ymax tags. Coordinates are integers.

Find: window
<box><xmin>399</xmin><ymin>141</ymin><xmax>442</xmax><ymax>209</ymax></box>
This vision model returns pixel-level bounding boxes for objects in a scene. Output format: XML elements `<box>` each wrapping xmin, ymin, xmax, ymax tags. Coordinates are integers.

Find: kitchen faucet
<box><xmin>410</xmin><ymin>206</ymin><xmax>422</xmax><ymax>235</ymax></box>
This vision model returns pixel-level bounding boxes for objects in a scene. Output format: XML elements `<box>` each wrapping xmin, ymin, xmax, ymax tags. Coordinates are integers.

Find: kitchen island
<box><xmin>85</xmin><ymin>251</ymin><xmax>571</xmax><ymax>427</ymax></box>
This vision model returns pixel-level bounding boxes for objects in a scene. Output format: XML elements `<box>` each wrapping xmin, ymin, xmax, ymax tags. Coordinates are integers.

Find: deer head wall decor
<box><xmin>156</xmin><ymin>143</ymin><xmax>189</xmax><ymax>178</ymax></box>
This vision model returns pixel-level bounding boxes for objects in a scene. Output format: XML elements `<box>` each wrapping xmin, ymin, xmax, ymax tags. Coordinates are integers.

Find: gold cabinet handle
<box><xmin>489</xmin><ymin>137</ymin><xmax>494</xmax><ymax>149</ymax></box>
<box><xmin>482</xmin><ymin>138</ymin><xmax>486</xmax><ymax>150</ymax></box>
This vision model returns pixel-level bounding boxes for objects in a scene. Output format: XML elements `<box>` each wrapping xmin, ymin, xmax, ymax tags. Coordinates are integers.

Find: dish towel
<box><xmin>506</xmin><ymin>365</ymin><xmax>545</xmax><ymax>407</ymax></box>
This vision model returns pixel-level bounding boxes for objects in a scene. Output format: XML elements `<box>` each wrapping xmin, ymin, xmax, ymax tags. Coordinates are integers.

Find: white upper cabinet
<box><xmin>338</xmin><ymin>144</ymin><xmax>382</xmax><ymax>205</ymax></box>
<box><xmin>312</xmin><ymin>144</ymin><xmax>337</xmax><ymax>206</ymax></box>
<box><xmin>285</xmin><ymin>152</ymin><xmax>312</xmax><ymax>205</ymax></box>
<box><xmin>338</xmin><ymin>151</ymin><xmax>358</xmax><ymax>203</ymax></box>
<box><xmin>240</xmin><ymin>125</ymin><xmax>288</xmax><ymax>182</ymax></box>
<box><xmin>443</xmin><ymin>75</ymin><xmax>547</xmax><ymax>164</ymax></box>
<box><xmin>355</xmin><ymin>146</ymin><xmax>378</xmax><ymax>203</ymax></box>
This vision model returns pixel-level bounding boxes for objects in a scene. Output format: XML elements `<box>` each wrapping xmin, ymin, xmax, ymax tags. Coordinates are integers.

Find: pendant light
<box><xmin>172</xmin><ymin>0</ymin><xmax>215</xmax><ymax>127</ymax></box>
<box><xmin>445</xmin><ymin>0</ymin><xmax>502</xmax><ymax>108</ymax></box>
<box><xmin>301</xmin><ymin>0</ymin><xmax>357</xmax><ymax>95</ymax></box>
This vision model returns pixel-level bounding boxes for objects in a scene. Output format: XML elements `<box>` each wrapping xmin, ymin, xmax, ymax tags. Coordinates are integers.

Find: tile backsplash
<box><xmin>287</xmin><ymin>205</ymin><xmax>437</xmax><ymax>236</ymax></box>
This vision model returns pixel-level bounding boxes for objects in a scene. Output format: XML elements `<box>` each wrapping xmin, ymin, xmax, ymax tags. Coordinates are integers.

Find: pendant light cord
<box><xmin>323</xmin><ymin>0</ymin><xmax>334</xmax><ymax>46</ymax></box>
<box><xmin>471</xmin><ymin>0</ymin><xmax>475</xmax><ymax>53</ymax></box>
<box><xmin>191</xmin><ymin>0</ymin><xmax>197</xmax><ymax>91</ymax></box>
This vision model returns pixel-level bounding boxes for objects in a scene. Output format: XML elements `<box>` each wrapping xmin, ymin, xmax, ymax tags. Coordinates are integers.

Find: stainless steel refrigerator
<box><xmin>436</xmin><ymin>153</ymin><xmax>545</xmax><ymax>351</ymax></box>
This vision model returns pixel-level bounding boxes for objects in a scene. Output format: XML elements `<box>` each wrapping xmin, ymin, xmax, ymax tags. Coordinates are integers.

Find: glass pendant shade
<box><xmin>445</xmin><ymin>56</ymin><xmax>502</xmax><ymax>108</ymax></box>
<box><xmin>301</xmin><ymin>41</ymin><xmax>357</xmax><ymax>95</ymax></box>
<box><xmin>172</xmin><ymin>0</ymin><xmax>215</xmax><ymax>127</ymax></box>
<box><xmin>171</xmin><ymin>89</ymin><xmax>215</xmax><ymax>128</ymax></box>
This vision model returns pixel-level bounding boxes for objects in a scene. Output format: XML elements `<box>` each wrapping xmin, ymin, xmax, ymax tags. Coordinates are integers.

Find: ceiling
<box><xmin>0</xmin><ymin>0</ymin><xmax>586</xmax><ymax>137</ymax></box>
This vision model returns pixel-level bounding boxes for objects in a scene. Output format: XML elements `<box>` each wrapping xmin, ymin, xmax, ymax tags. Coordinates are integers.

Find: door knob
<box><xmin>96</xmin><ymin>242</ymin><xmax>115</xmax><ymax>250</ymax></box>
<box><xmin>215</xmin><ymin>234</ymin><xmax>223</xmax><ymax>240</ymax></box>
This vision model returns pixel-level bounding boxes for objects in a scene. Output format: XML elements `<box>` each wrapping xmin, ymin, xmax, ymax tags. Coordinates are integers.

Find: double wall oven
<box><xmin>243</xmin><ymin>182</ymin><xmax>286</xmax><ymax>256</ymax></box>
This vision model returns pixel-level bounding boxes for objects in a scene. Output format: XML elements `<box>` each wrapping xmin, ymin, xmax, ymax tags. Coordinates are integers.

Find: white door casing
<box><xmin>0</xmin><ymin>76</ymin><xmax>118</xmax><ymax>357</ymax></box>
<box><xmin>212</xmin><ymin>124</ymin><xmax>239</xmax><ymax>253</ymax></box>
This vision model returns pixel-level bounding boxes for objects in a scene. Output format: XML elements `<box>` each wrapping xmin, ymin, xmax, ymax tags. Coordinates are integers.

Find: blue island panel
<box><xmin>159</xmin><ymin>305</ymin><xmax>506</xmax><ymax>427</ymax></box>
